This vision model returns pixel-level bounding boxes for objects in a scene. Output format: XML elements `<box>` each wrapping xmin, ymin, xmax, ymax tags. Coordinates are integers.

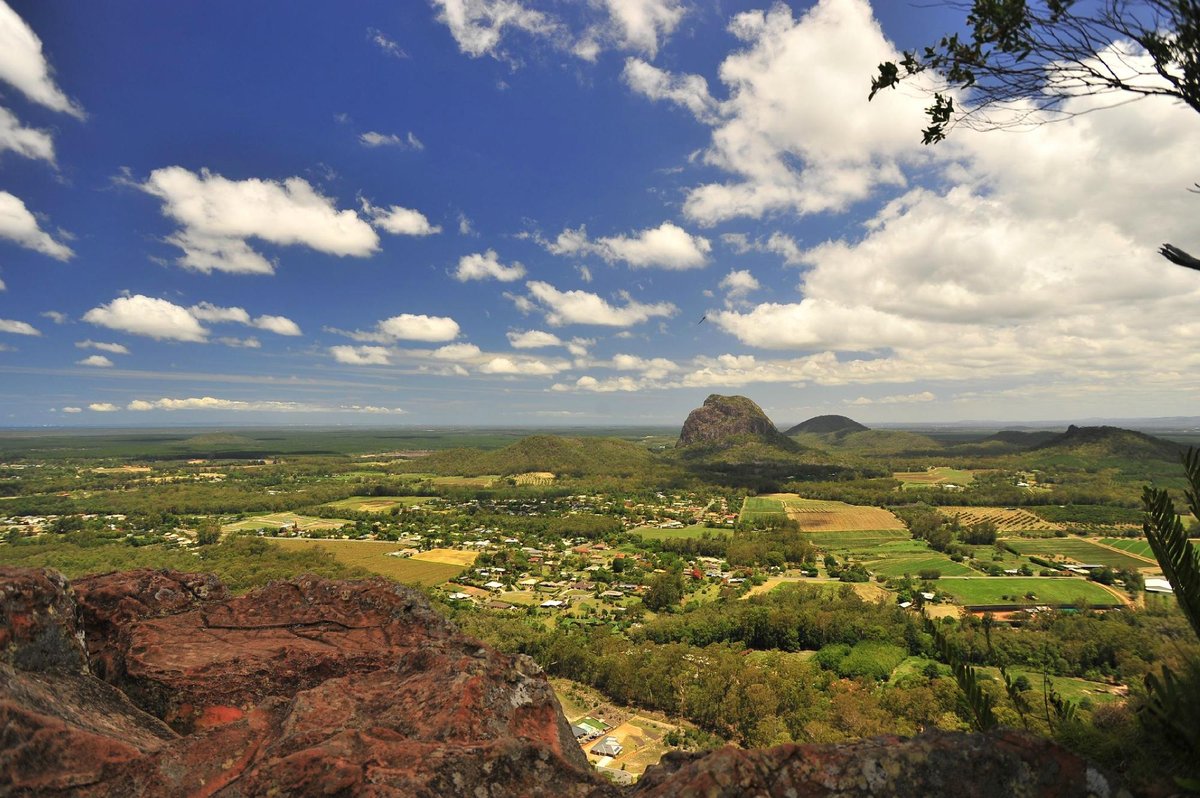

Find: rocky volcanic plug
<box><xmin>677</xmin><ymin>395</ymin><xmax>792</xmax><ymax>449</ymax></box>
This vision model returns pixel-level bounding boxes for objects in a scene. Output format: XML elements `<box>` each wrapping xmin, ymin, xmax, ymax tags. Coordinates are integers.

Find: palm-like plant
<box><xmin>1140</xmin><ymin>448</ymin><xmax>1200</xmax><ymax>789</ymax></box>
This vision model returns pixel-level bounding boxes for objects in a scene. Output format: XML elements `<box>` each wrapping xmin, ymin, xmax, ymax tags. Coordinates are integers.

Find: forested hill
<box><xmin>400</xmin><ymin>435</ymin><xmax>663</xmax><ymax>478</ymax></box>
<box><xmin>783</xmin><ymin>415</ymin><xmax>869</xmax><ymax>436</ymax></box>
<box><xmin>1031</xmin><ymin>425</ymin><xmax>1184</xmax><ymax>462</ymax></box>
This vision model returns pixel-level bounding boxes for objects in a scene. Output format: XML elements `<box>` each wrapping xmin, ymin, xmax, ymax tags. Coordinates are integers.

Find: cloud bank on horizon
<box><xmin>0</xmin><ymin>0</ymin><xmax>1197</xmax><ymax>425</ymax></box>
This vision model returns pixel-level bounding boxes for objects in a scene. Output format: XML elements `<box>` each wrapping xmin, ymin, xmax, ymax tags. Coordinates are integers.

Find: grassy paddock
<box><xmin>765</xmin><ymin>494</ymin><xmax>905</xmax><ymax>532</ymax></box>
<box><xmin>634</xmin><ymin>524</ymin><xmax>730</xmax><ymax>541</ymax></box>
<box><xmin>937</xmin><ymin>577</ymin><xmax>1118</xmax><ymax>607</ymax></box>
<box><xmin>267</xmin><ymin>538</ymin><xmax>467</xmax><ymax>586</ymax></box>
<box><xmin>323</xmin><ymin>496</ymin><xmax>432</xmax><ymax>513</ymax></box>
<box><xmin>1007</xmin><ymin>537</ymin><xmax>1155</xmax><ymax>570</ymax></box>
<box><xmin>222</xmin><ymin>512</ymin><xmax>350</xmax><ymax>533</ymax></box>
<box><xmin>1101</xmin><ymin>538</ymin><xmax>1155</xmax><ymax>559</ymax></box>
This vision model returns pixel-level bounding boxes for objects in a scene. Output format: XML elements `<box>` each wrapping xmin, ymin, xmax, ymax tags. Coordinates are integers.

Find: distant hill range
<box><xmin>1030</xmin><ymin>424</ymin><xmax>1184</xmax><ymax>461</ymax></box>
<box><xmin>783</xmin><ymin>415</ymin><xmax>868</xmax><ymax>436</ymax></box>
<box><xmin>982</xmin><ymin>430</ymin><xmax>1060</xmax><ymax>448</ymax></box>
<box><xmin>412</xmin><ymin>434</ymin><xmax>659</xmax><ymax>478</ymax></box>
<box><xmin>677</xmin><ymin>395</ymin><xmax>798</xmax><ymax>451</ymax></box>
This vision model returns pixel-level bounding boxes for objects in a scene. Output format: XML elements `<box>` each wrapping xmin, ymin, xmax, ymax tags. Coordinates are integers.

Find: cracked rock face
<box><xmin>676</xmin><ymin>394</ymin><xmax>788</xmax><ymax>449</ymax></box>
<box><xmin>2</xmin><ymin>568</ymin><xmax>605</xmax><ymax>797</ymax></box>
<box><xmin>0</xmin><ymin>567</ymin><xmax>1123</xmax><ymax>797</ymax></box>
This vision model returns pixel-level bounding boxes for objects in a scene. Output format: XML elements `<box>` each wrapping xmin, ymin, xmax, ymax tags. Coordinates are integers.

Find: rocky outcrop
<box><xmin>1</xmin><ymin>567</ymin><xmax>604</xmax><ymax>797</ymax></box>
<box><xmin>634</xmin><ymin>730</ymin><xmax>1125</xmax><ymax>798</ymax></box>
<box><xmin>784</xmin><ymin>414</ymin><xmax>869</xmax><ymax>436</ymax></box>
<box><xmin>0</xmin><ymin>567</ymin><xmax>1124</xmax><ymax>797</ymax></box>
<box><xmin>677</xmin><ymin>395</ymin><xmax>792</xmax><ymax>449</ymax></box>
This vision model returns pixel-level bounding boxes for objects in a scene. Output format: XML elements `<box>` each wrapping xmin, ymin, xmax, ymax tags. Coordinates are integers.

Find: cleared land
<box><xmin>223</xmin><ymin>512</ymin><xmax>350</xmax><ymax>533</ymax></box>
<box><xmin>1102</xmin><ymin>538</ymin><xmax>1155</xmax><ymax>559</ymax></box>
<box><xmin>266</xmin><ymin>538</ymin><xmax>468</xmax><ymax>586</ymax></box>
<box><xmin>411</xmin><ymin>547</ymin><xmax>478</xmax><ymax>566</ymax></box>
<box><xmin>937</xmin><ymin>506</ymin><xmax>1062</xmax><ymax>532</ymax></box>
<box><xmin>863</xmin><ymin>543</ymin><xmax>976</xmax><ymax>577</ymax></box>
<box><xmin>634</xmin><ymin>524</ymin><xmax>730</xmax><ymax>541</ymax></box>
<box><xmin>762</xmin><ymin>494</ymin><xmax>905</xmax><ymax>532</ymax></box>
<box><xmin>514</xmin><ymin>471</ymin><xmax>555</xmax><ymax>486</ymax></box>
<box><xmin>803</xmin><ymin>530</ymin><xmax>910</xmax><ymax>549</ymax></box>
<box><xmin>1007</xmin><ymin>537</ymin><xmax>1156</xmax><ymax>570</ymax></box>
<box><xmin>937</xmin><ymin>577</ymin><xmax>1118</xmax><ymax>607</ymax></box>
<box><xmin>739</xmin><ymin>496</ymin><xmax>785</xmax><ymax>523</ymax></box>
<box><xmin>894</xmin><ymin>467</ymin><xmax>975</xmax><ymax>489</ymax></box>
<box><xmin>323</xmin><ymin>496</ymin><xmax>431</xmax><ymax>513</ymax></box>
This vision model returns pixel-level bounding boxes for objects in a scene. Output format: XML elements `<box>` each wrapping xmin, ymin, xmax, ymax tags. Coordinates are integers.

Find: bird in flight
<box><xmin>697</xmin><ymin>314</ymin><xmax>707</xmax><ymax>325</ymax></box>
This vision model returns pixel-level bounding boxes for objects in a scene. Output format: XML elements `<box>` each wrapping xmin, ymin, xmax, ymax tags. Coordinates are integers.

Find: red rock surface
<box><xmin>0</xmin><ymin>566</ymin><xmax>1124</xmax><ymax>797</ymax></box>
<box><xmin>1</xmin><ymin>567</ymin><xmax>606</xmax><ymax>797</ymax></box>
<box><xmin>634</xmin><ymin>730</ymin><xmax>1129</xmax><ymax>798</ymax></box>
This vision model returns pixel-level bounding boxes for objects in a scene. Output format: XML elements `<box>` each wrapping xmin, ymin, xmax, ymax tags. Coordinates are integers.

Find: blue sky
<box><xmin>0</xmin><ymin>0</ymin><xmax>1197</xmax><ymax>428</ymax></box>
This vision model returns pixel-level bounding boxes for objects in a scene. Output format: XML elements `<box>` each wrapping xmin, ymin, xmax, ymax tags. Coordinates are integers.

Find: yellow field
<box><xmin>223</xmin><ymin>512</ymin><xmax>350</xmax><ymax>533</ymax></box>
<box><xmin>323</xmin><ymin>496</ymin><xmax>431</xmax><ymax>513</ymax></box>
<box><xmin>266</xmin><ymin>538</ymin><xmax>467</xmax><ymax>586</ymax></box>
<box><xmin>514</xmin><ymin>471</ymin><xmax>555</xmax><ymax>486</ymax></box>
<box><xmin>764</xmin><ymin>494</ymin><xmax>905</xmax><ymax>531</ymax></box>
<box><xmin>938</xmin><ymin>506</ymin><xmax>1062</xmax><ymax>531</ymax></box>
<box><xmin>410</xmin><ymin>547</ymin><xmax>478</xmax><ymax>566</ymax></box>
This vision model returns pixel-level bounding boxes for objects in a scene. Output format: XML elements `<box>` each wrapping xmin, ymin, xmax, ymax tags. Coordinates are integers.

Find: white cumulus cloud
<box><xmin>545</xmin><ymin>221</ymin><xmax>710</xmax><ymax>270</ymax></box>
<box><xmin>0</xmin><ymin>318</ymin><xmax>39</xmax><ymax>335</ymax></box>
<box><xmin>139</xmin><ymin>167</ymin><xmax>379</xmax><ymax>274</ymax></box>
<box><xmin>0</xmin><ymin>1</ymin><xmax>84</xmax><ymax>117</ymax></box>
<box><xmin>454</xmin><ymin>249</ymin><xmax>526</xmax><ymax>282</ymax></box>
<box><xmin>0</xmin><ymin>191</ymin><xmax>74</xmax><ymax>260</ymax></box>
<box><xmin>84</xmin><ymin>295</ymin><xmax>208</xmax><ymax>342</ymax></box>
<box><xmin>0</xmin><ymin>106</ymin><xmax>54</xmax><ymax>163</ymax></box>
<box><xmin>522</xmin><ymin>281</ymin><xmax>677</xmax><ymax>327</ymax></box>
<box><xmin>507</xmin><ymin>329</ymin><xmax>563</xmax><ymax>348</ymax></box>
<box><xmin>77</xmin><ymin>355</ymin><xmax>113</xmax><ymax>368</ymax></box>
<box><xmin>364</xmin><ymin>202</ymin><xmax>441</xmax><ymax>236</ymax></box>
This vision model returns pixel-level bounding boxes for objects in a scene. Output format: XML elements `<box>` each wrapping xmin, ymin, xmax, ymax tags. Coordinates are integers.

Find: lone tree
<box><xmin>869</xmin><ymin>0</ymin><xmax>1199</xmax><ymax>267</ymax></box>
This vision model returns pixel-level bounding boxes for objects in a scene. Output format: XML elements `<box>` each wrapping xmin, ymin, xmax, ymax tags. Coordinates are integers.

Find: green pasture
<box><xmin>937</xmin><ymin>577</ymin><xmax>1118</xmax><ymax>607</ymax></box>
<box><xmin>1006</xmin><ymin>537</ymin><xmax>1154</xmax><ymax>570</ymax></box>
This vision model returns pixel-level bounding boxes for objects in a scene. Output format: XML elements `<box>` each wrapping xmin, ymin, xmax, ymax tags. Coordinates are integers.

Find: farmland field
<box><xmin>634</xmin><ymin>524</ymin><xmax>730</xmax><ymax>541</ymax></box>
<box><xmin>802</xmin><ymin>529</ymin><xmax>910</xmax><ymax>550</ymax></box>
<box><xmin>514</xmin><ymin>471</ymin><xmax>555</xmax><ymax>486</ymax></box>
<box><xmin>267</xmin><ymin>538</ymin><xmax>467</xmax><ymax>585</ymax></box>
<box><xmin>222</xmin><ymin>512</ymin><xmax>350</xmax><ymax>533</ymax></box>
<box><xmin>894</xmin><ymin>467</ymin><xmax>975</xmax><ymax>489</ymax></box>
<box><xmin>739</xmin><ymin>496</ymin><xmax>785</xmax><ymax>523</ymax></box>
<box><xmin>1006</xmin><ymin>537</ymin><xmax>1155</xmax><ymax>570</ymax></box>
<box><xmin>1102</xmin><ymin>538</ymin><xmax>1155</xmax><ymax>559</ymax></box>
<box><xmin>411</xmin><ymin>547</ymin><xmax>479</xmax><ymax>566</ymax></box>
<box><xmin>759</xmin><ymin>494</ymin><xmax>905</xmax><ymax>531</ymax></box>
<box><xmin>937</xmin><ymin>577</ymin><xmax>1119</xmax><ymax>607</ymax></box>
<box><xmin>323</xmin><ymin>496</ymin><xmax>432</xmax><ymax>513</ymax></box>
<box><xmin>937</xmin><ymin>506</ymin><xmax>1062</xmax><ymax>531</ymax></box>
<box><xmin>430</xmin><ymin>475</ymin><xmax>498</xmax><ymax>487</ymax></box>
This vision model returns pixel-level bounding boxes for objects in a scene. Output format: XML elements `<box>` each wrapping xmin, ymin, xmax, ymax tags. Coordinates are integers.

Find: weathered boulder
<box><xmin>676</xmin><ymin>394</ymin><xmax>791</xmax><ymax>449</ymax></box>
<box><xmin>0</xmin><ymin>566</ymin><xmax>86</xmax><ymax>673</ymax></box>
<box><xmin>0</xmin><ymin>567</ymin><xmax>606</xmax><ymax>797</ymax></box>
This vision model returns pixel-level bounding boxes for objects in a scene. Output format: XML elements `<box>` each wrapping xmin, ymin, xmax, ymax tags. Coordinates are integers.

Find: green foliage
<box><xmin>1140</xmin><ymin>448</ymin><xmax>1200</xmax><ymax>785</ymax></box>
<box><xmin>869</xmin><ymin>1</ymin><xmax>1200</xmax><ymax>144</ymax></box>
<box><xmin>924</xmin><ymin>614</ymin><xmax>997</xmax><ymax>732</ymax></box>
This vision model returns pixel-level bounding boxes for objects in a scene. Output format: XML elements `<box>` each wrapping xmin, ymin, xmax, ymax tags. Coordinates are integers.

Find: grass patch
<box><xmin>865</xmin><ymin>554</ymin><xmax>975</xmax><ymax>578</ymax></box>
<box><xmin>894</xmin><ymin>467</ymin><xmax>975</xmax><ymax>488</ymax></box>
<box><xmin>222</xmin><ymin>512</ymin><xmax>350</xmax><ymax>533</ymax></box>
<box><xmin>634</xmin><ymin>524</ymin><xmax>731</xmax><ymax>541</ymax></box>
<box><xmin>266</xmin><ymin>538</ymin><xmax>467</xmax><ymax>586</ymax></box>
<box><xmin>766</xmin><ymin>494</ymin><xmax>905</xmax><ymax>531</ymax></box>
<box><xmin>802</xmin><ymin>529</ymin><xmax>910</xmax><ymax>549</ymax></box>
<box><xmin>1006</xmin><ymin>537</ymin><xmax>1154</xmax><ymax>570</ymax></box>
<box><xmin>323</xmin><ymin>496</ymin><xmax>431</xmax><ymax>513</ymax></box>
<box><xmin>1101</xmin><ymin>538</ymin><xmax>1155</xmax><ymax>559</ymax></box>
<box><xmin>936</xmin><ymin>577</ymin><xmax>1118</xmax><ymax>607</ymax></box>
